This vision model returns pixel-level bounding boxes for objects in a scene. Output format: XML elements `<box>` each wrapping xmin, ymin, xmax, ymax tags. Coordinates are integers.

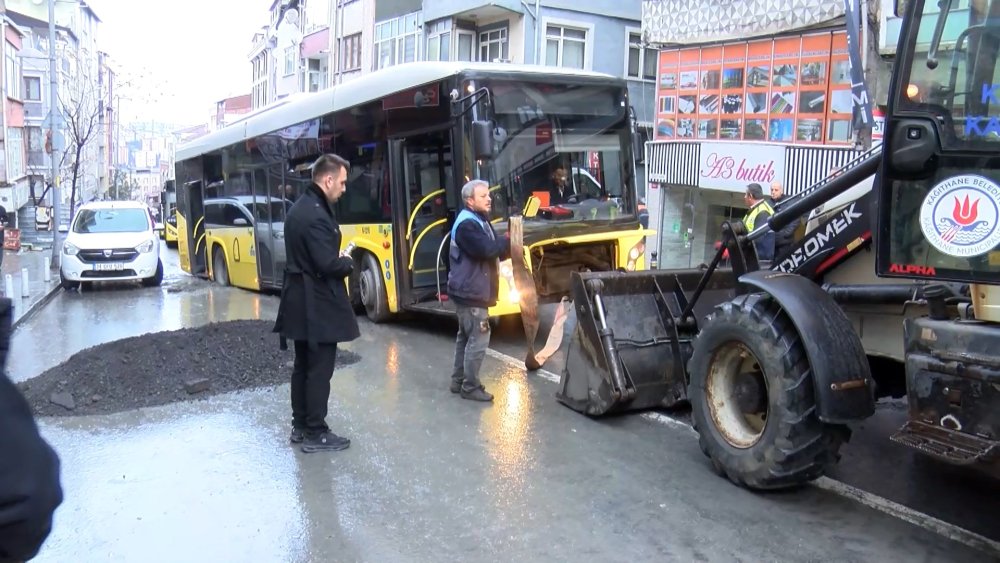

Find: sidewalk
<box><xmin>1</xmin><ymin>248</ymin><xmax>62</xmax><ymax>329</ymax></box>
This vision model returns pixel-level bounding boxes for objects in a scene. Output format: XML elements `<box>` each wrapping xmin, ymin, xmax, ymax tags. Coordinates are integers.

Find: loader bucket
<box><xmin>556</xmin><ymin>268</ymin><xmax>737</xmax><ymax>416</ymax></box>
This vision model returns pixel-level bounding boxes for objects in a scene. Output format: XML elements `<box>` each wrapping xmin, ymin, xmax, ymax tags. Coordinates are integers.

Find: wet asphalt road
<box><xmin>9</xmin><ymin>244</ymin><xmax>999</xmax><ymax>561</ymax></box>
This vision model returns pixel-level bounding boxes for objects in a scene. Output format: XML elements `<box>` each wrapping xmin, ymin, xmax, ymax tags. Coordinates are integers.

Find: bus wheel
<box><xmin>358</xmin><ymin>253</ymin><xmax>390</xmax><ymax>323</ymax></box>
<box><xmin>213</xmin><ymin>247</ymin><xmax>229</xmax><ymax>287</ymax></box>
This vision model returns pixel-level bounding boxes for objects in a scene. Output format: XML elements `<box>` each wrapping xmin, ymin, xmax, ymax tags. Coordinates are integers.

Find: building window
<box><xmin>306</xmin><ymin>58</ymin><xmax>327</xmax><ymax>92</ymax></box>
<box><xmin>545</xmin><ymin>23</ymin><xmax>588</xmax><ymax>69</ymax></box>
<box><xmin>7</xmin><ymin>128</ymin><xmax>24</xmax><ymax>180</ymax></box>
<box><xmin>5</xmin><ymin>42</ymin><xmax>21</xmax><ymax>99</ymax></box>
<box><xmin>426</xmin><ymin>20</ymin><xmax>451</xmax><ymax>61</ymax></box>
<box><xmin>340</xmin><ymin>33</ymin><xmax>362</xmax><ymax>71</ymax></box>
<box><xmin>479</xmin><ymin>27</ymin><xmax>508</xmax><ymax>62</ymax></box>
<box><xmin>627</xmin><ymin>31</ymin><xmax>657</xmax><ymax>81</ymax></box>
<box><xmin>284</xmin><ymin>46</ymin><xmax>296</xmax><ymax>76</ymax></box>
<box><xmin>374</xmin><ymin>12</ymin><xmax>421</xmax><ymax>70</ymax></box>
<box><xmin>24</xmin><ymin>76</ymin><xmax>42</xmax><ymax>101</ymax></box>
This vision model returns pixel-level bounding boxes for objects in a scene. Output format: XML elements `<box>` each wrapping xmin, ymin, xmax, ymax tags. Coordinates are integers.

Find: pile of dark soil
<box><xmin>16</xmin><ymin>320</ymin><xmax>361</xmax><ymax>417</ymax></box>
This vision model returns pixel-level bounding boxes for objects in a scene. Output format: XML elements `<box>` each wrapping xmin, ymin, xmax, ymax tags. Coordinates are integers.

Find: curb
<box><xmin>12</xmin><ymin>281</ymin><xmax>63</xmax><ymax>332</ymax></box>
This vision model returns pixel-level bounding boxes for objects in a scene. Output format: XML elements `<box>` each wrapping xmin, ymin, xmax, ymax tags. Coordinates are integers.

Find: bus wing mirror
<box><xmin>472</xmin><ymin>120</ymin><xmax>494</xmax><ymax>159</ymax></box>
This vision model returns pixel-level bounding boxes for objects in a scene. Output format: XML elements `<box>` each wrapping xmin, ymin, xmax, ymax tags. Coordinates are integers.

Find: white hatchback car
<box><xmin>60</xmin><ymin>200</ymin><xmax>163</xmax><ymax>289</ymax></box>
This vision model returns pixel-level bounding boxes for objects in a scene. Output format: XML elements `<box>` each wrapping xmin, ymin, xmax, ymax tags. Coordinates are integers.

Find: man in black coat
<box><xmin>769</xmin><ymin>180</ymin><xmax>800</xmax><ymax>259</ymax></box>
<box><xmin>447</xmin><ymin>179</ymin><xmax>510</xmax><ymax>402</ymax></box>
<box><xmin>273</xmin><ymin>153</ymin><xmax>360</xmax><ymax>453</ymax></box>
<box><xmin>0</xmin><ymin>298</ymin><xmax>63</xmax><ymax>561</ymax></box>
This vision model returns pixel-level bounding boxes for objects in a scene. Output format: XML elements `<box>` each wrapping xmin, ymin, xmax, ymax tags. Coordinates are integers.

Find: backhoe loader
<box><xmin>540</xmin><ymin>0</ymin><xmax>1000</xmax><ymax>489</ymax></box>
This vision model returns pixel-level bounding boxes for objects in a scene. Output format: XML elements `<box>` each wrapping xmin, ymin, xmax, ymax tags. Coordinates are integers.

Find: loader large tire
<box><xmin>687</xmin><ymin>293</ymin><xmax>850</xmax><ymax>490</ymax></box>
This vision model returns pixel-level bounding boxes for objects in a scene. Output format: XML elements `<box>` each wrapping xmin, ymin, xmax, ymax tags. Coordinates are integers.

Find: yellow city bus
<box><xmin>160</xmin><ymin>180</ymin><xmax>178</xmax><ymax>246</ymax></box>
<box><xmin>173</xmin><ymin>61</ymin><xmax>651</xmax><ymax>322</ymax></box>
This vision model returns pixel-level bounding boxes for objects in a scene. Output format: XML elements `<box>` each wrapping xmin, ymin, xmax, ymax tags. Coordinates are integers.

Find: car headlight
<box><xmin>137</xmin><ymin>239</ymin><xmax>155</xmax><ymax>253</ymax></box>
<box><xmin>63</xmin><ymin>242</ymin><xmax>80</xmax><ymax>256</ymax></box>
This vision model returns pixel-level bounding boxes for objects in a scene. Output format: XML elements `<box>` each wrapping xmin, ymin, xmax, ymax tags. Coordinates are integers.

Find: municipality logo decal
<box><xmin>919</xmin><ymin>174</ymin><xmax>1000</xmax><ymax>257</ymax></box>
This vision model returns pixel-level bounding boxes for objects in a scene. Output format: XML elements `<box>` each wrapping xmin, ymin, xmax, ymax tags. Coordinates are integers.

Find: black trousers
<box><xmin>291</xmin><ymin>340</ymin><xmax>338</xmax><ymax>436</ymax></box>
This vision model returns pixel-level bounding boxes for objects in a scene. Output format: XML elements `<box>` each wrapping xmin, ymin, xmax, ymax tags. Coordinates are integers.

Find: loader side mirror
<box><xmin>472</xmin><ymin>120</ymin><xmax>495</xmax><ymax>159</ymax></box>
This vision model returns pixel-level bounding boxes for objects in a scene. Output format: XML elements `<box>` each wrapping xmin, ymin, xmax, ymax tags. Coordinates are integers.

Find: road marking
<box><xmin>486</xmin><ymin>346</ymin><xmax>1000</xmax><ymax>555</ymax></box>
<box><xmin>811</xmin><ymin>476</ymin><xmax>1000</xmax><ymax>555</ymax></box>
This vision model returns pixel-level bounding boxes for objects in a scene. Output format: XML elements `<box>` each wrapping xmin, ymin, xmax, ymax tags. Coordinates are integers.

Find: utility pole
<box><xmin>48</xmin><ymin>0</ymin><xmax>61</xmax><ymax>269</ymax></box>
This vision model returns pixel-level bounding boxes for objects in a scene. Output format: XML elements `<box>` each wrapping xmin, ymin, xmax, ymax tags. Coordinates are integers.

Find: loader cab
<box><xmin>877</xmin><ymin>0</ymin><xmax>1000</xmax><ymax>285</ymax></box>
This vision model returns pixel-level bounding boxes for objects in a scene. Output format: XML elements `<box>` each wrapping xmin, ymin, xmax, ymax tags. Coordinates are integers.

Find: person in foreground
<box><xmin>0</xmin><ymin>298</ymin><xmax>63</xmax><ymax>561</ymax></box>
<box><xmin>448</xmin><ymin>179</ymin><xmax>511</xmax><ymax>402</ymax></box>
<box><xmin>273</xmin><ymin>154</ymin><xmax>360</xmax><ymax>453</ymax></box>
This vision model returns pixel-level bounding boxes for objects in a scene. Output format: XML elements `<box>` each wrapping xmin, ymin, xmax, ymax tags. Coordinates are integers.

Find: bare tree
<box><xmin>59</xmin><ymin>77</ymin><xmax>102</xmax><ymax>219</ymax></box>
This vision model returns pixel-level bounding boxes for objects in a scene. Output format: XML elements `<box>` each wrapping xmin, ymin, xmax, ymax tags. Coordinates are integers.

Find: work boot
<box><xmin>460</xmin><ymin>385</ymin><xmax>494</xmax><ymax>402</ymax></box>
<box><xmin>301</xmin><ymin>431</ymin><xmax>351</xmax><ymax>453</ymax></box>
<box><xmin>289</xmin><ymin>427</ymin><xmax>305</xmax><ymax>444</ymax></box>
<box><xmin>450</xmin><ymin>380</ymin><xmax>462</xmax><ymax>394</ymax></box>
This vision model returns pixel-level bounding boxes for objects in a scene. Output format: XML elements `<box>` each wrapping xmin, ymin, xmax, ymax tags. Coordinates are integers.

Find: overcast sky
<box><xmin>88</xmin><ymin>0</ymin><xmax>273</xmax><ymax>127</ymax></box>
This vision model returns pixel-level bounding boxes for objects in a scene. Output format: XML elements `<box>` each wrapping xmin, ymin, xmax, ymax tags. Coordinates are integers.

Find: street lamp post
<box><xmin>48</xmin><ymin>0</ymin><xmax>61</xmax><ymax>269</ymax></box>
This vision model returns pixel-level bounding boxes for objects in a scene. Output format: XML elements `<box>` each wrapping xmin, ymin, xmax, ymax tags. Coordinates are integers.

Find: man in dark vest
<box><xmin>448</xmin><ymin>179</ymin><xmax>510</xmax><ymax>402</ymax></box>
<box><xmin>273</xmin><ymin>153</ymin><xmax>360</xmax><ymax>453</ymax></box>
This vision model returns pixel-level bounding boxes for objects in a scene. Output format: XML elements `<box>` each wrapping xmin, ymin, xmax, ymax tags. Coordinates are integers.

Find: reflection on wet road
<box><xmin>15</xmin><ymin>246</ymin><xmax>999</xmax><ymax>561</ymax></box>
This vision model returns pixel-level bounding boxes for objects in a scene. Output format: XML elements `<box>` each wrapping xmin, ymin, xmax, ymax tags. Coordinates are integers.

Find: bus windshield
<box><xmin>478</xmin><ymin>79</ymin><xmax>634</xmax><ymax>225</ymax></box>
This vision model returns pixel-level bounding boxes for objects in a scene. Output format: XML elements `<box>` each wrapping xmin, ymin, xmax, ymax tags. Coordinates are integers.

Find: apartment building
<box><xmin>5</xmin><ymin>0</ymin><xmax>106</xmax><ymax>245</ymax></box>
<box><xmin>1</xmin><ymin>12</ymin><xmax>27</xmax><ymax>230</ymax></box>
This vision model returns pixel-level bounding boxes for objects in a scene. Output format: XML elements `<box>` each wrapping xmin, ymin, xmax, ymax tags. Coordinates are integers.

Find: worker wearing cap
<box><xmin>742</xmin><ymin>183</ymin><xmax>775</xmax><ymax>262</ymax></box>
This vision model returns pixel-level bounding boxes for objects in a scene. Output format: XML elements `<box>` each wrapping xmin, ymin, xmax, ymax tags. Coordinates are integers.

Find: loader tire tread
<box><xmin>687</xmin><ymin>293</ymin><xmax>851</xmax><ymax>491</ymax></box>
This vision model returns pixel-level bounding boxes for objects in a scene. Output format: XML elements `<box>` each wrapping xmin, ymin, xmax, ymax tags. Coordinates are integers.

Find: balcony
<box><xmin>423</xmin><ymin>0</ymin><xmax>522</xmax><ymax>22</ymax></box>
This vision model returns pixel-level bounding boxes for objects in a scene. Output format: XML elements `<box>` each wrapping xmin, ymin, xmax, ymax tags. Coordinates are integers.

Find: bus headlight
<box><xmin>499</xmin><ymin>259</ymin><xmax>520</xmax><ymax>303</ymax></box>
<box><xmin>625</xmin><ymin>240</ymin><xmax>646</xmax><ymax>271</ymax></box>
<box><xmin>500</xmin><ymin>260</ymin><xmax>513</xmax><ymax>279</ymax></box>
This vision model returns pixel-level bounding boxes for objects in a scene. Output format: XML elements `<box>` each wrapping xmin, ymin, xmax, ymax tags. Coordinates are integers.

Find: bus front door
<box><xmin>184</xmin><ymin>180</ymin><xmax>208</xmax><ymax>277</ymax></box>
<box><xmin>251</xmin><ymin>165</ymin><xmax>288</xmax><ymax>291</ymax></box>
<box><xmin>399</xmin><ymin>131</ymin><xmax>453</xmax><ymax>303</ymax></box>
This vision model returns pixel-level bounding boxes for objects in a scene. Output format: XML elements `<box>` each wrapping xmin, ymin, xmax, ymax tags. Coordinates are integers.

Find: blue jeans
<box><xmin>452</xmin><ymin>305</ymin><xmax>491</xmax><ymax>391</ymax></box>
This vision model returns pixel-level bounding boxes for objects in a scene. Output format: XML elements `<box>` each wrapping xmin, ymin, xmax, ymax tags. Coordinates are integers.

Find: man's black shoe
<box><xmin>450</xmin><ymin>380</ymin><xmax>462</xmax><ymax>394</ymax></box>
<box><xmin>290</xmin><ymin>427</ymin><xmax>304</xmax><ymax>443</ymax></box>
<box><xmin>301</xmin><ymin>431</ymin><xmax>351</xmax><ymax>453</ymax></box>
<box><xmin>460</xmin><ymin>386</ymin><xmax>494</xmax><ymax>402</ymax></box>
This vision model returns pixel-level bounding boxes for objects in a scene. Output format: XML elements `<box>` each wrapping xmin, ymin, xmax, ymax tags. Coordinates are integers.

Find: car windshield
<box><xmin>73</xmin><ymin>208</ymin><xmax>150</xmax><ymax>233</ymax></box>
<box><xmin>245</xmin><ymin>200</ymin><xmax>288</xmax><ymax>223</ymax></box>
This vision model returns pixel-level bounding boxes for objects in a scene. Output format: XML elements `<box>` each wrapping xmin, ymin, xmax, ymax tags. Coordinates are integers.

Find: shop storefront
<box><xmin>653</xmin><ymin>30</ymin><xmax>857</xmax><ymax>145</ymax></box>
<box><xmin>644</xmin><ymin>140</ymin><xmax>867</xmax><ymax>269</ymax></box>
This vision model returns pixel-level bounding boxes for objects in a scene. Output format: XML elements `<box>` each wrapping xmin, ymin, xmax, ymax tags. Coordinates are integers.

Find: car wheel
<box><xmin>59</xmin><ymin>271</ymin><xmax>78</xmax><ymax>291</ymax></box>
<box><xmin>142</xmin><ymin>259</ymin><xmax>164</xmax><ymax>287</ymax></box>
<box><xmin>213</xmin><ymin>248</ymin><xmax>229</xmax><ymax>286</ymax></box>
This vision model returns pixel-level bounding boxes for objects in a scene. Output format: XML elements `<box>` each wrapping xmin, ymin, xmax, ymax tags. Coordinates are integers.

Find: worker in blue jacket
<box><xmin>447</xmin><ymin>179</ymin><xmax>510</xmax><ymax>402</ymax></box>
